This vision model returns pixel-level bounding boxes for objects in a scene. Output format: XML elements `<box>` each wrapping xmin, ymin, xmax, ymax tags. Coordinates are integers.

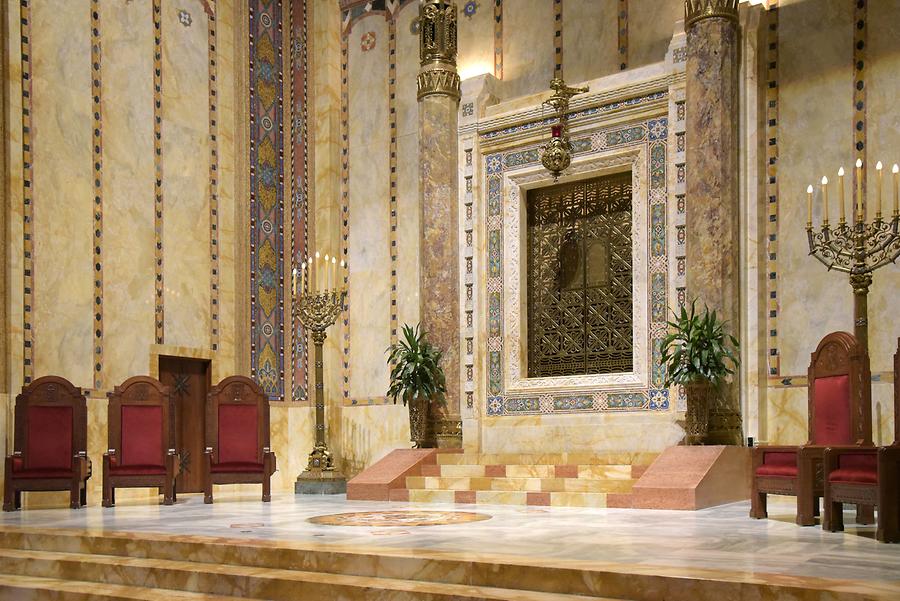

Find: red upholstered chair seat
<box><xmin>813</xmin><ymin>375</ymin><xmax>851</xmax><ymax>445</ymax></box>
<box><xmin>108</xmin><ymin>464</ymin><xmax>167</xmax><ymax>477</ymax></box>
<box><xmin>210</xmin><ymin>462</ymin><xmax>264</xmax><ymax>474</ymax></box>
<box><xmin>755</xmin><ymin>451</ymin><xmax>798</xmax><ymax>478</ymax></box>
<box><xmin>828</xmin><ymin>452</ymin><xmax>877</xmax><ymax>485</ymax></box>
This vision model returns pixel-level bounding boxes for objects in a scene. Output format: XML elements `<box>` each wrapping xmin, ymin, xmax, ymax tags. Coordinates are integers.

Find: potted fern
<box><xmin>660</xmin><ymin>300</ymin><xmax>739</xmax><ymax>445</ymax></box>
<box><xmin>386</xmin><ymin>324</ymin><xmax>447</xmax><ymax>448</ymax></box>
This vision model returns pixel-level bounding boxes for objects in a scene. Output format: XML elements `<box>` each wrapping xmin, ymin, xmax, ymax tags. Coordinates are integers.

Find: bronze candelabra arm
<box><xmin>807</xmin><ymin>222</ymin><xmax>855</xmax><ymax>273</ymax></box>
<box><xmin>293</xmin><ymin>289</ymin><xmax>347</xmax><ymax>333</ymax></box>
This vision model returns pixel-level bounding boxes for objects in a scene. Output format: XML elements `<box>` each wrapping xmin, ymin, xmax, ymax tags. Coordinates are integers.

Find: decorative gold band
<box><xmin>685</xmin><ymin>0</ymin><xmax>739</xmax><ymax>29</ymax></box>
<box><xmin>416</xmin><ymin>68</ymin><xmax>461</xmax><ymax>101</ymax></box>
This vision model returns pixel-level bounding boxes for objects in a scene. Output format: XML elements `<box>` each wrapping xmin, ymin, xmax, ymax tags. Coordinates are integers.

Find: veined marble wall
<box><xmin>755</xmin><ymin>0</ymin><xmax>900</xmax><ymax>446</ymax></box>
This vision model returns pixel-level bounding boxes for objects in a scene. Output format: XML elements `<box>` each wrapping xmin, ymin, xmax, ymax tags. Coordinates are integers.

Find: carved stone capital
<box><xmin>417</xmin><ymin>67</ymin><xmax>461</xmax><ymax>101</ymax></box>
<box><xmin>685</xmin><ymin>0</ymin><xmax>739</xmax><ymax>29</ymax></box>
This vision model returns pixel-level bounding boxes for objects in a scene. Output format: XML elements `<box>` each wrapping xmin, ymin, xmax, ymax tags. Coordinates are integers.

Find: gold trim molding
<box><xmin>416</xmin><ymin>68</ymin><xmax>461</xmax><ymax>101</ymax></box>
<box><xmin>685</xmin><ymin>0</ymin><xmax>739</xmax><ymax>28</ymax></box>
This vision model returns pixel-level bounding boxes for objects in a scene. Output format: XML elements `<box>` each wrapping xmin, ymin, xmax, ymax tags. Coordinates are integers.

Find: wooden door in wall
<box><xmin>159</xmin><ymin>356</ymin><xmax>211</xmax><ymax>493</ymax></box>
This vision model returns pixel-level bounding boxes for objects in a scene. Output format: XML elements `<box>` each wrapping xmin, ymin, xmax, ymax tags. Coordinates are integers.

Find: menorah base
<box><xmin>295</xmin><ymin>470</ymin><xmax>348</xmax><ymax>495</ymax></box>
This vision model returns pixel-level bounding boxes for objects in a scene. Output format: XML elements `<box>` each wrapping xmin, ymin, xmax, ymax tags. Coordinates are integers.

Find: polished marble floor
<box><xmin>1</xmin><ymin>492</ymin><xmax>899</xmax><ymax>587</ymax></box>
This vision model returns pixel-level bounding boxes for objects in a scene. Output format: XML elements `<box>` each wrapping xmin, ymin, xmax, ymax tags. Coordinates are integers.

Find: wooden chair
<box><xmin>103</xmin><ymin>376</ymin><xmax>179</xmax><ymax>507</ymax></box>
<box><xmin>750</xmin><ymin>331</ymin><xmax>873</xmax><ymax>525</ymax></box>
<box><xmin>3</xmin><ymin>376</ymin><xmax>91</xmax><ymax>511</ymax></box>
<box><xmin>823</xmin><ymin>338</ymin><xmax>900</xmax><ymax>543</ymax></box>
<box><xmin>203</xmin><ymin>376</ymin><xmax>276</xmax><ymax>504</ymax></box>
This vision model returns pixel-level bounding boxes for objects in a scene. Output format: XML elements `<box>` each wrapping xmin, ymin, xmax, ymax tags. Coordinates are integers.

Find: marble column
<box><xmin>418</xmin><ymin>1</ymin><xmax>461</xmax><ymax>446</ymax></box>
<box><xmin>684</xmin><ymin>0</ymin><xmax>741</xmax><ymax>444</ymax></box>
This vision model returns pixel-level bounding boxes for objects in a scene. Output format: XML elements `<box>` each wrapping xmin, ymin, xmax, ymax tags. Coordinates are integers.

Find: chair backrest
<box><xmin>14</xmin><ymin>376</ymin><xmax>87</xmax><ymax>471</ymax></box>
<box><xmin>206</xmin><ymin>376</ymin><xmax>270</xmax><ymax>465</ymax></box>
<box><xmin>807</xmin><ymin>331</ymin><xmax>871</xmax><ymax>446</ymax></box>
<box><xmin>107</xmin><ymin>376</ymin><xmax>175</xmax><ymax>468</ymax></box>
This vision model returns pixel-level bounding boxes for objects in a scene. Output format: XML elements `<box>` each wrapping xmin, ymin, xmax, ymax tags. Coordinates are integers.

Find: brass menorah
<box><xmin>806</xmin><ymin>160</ymin><xmax>900</xmax><ymax>351</ymax></box>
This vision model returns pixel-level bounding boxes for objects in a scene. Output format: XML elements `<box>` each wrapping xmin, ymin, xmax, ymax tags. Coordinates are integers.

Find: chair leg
<box><xmin>204</xmin><ymin>476</ymin><xmax>213</xmax><ymax>504</ymax></box>
<box><xmin>262</xmin><ymin>474</ymin><xmax>271</xmax><ymax>503</ymax></box>
<box><xmin>69</xmin><ymin>482</ymin><xmax>80</xmax><ymax>509</ymax></box>
<box><xmin>825</xmin><ymin>500</ymin><xmax>844</xmax><ymax>532</ymax></box>
<box><xmin>855</xmin><ymin>504</ymin><xmax>875</xmax><ymax>525</ymax></box>
<box><xmin>796</xmin><ymin>487</ymin><xmax>816</xmax><ymax>526</ymax></box>
<box><xmin>102</xmin><ymin>478</ymin><xmax>114</xmax><ymax>508</ymax></box>
<box><xmin>163</xmin><ymin>478</ymin><xmax>175</xmax><ymax>506</ymax></box>
<box><xmin>813</xmin><ymin>497</ymin><xmax>820</xmax><ymax>517</ymax></box>
<box><xmin>749</xmin><ymin>488</ymin><xmax>767</xmax><ymax>519</ymax></box>
<box><xmin>3</xmin><ymin>480</ymin><xmax>14</xmax><ymax>512</ymax></box>
<box><xmin>80</xmin><ymin>484</ymin><xmax>87</xmax><ymax>508</ymax></box>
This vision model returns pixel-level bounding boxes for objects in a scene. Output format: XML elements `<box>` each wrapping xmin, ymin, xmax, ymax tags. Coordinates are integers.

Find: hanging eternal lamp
<box><xmin>541</xmin><ymin>78</ymin><xmax>589</xmax><ymax>181</ymax></box>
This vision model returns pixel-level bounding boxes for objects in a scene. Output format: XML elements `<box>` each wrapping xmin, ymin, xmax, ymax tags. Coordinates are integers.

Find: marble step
<box><xmin>404</xmin><ymin>488</ymin><xmax>611</xmax><ymax>507</ymax></box>
<box><xmin>0</xmin><ymin>573</ymin><xmax>251</xmax><ymax>601</ymax></box>
<box><xmin>406</xmin><ymin>476</ymin><xmax>635</xmax><ymax>493</ymax></box>
<box><xmin>431</xmin><ymin>464</ymin><xmax>635</xmax><ymax>479</ymax></box>
<box><xmin>435</xmin><ymin>452</ymin><xmax>658</xmax><ymax>466</ymax></box>
<box><xmin>0</xmin><ymin>547</ymin><xmax>626</xmax><ymax>601</ymax></box>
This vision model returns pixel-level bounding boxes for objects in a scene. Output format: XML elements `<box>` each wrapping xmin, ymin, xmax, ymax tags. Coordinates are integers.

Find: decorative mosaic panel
<box><xmin>483</xmin><ymin>114</ymin><xmax>672</xmax><ymax>416</ymax></box>
<box><xmin>249</xmin><ymin>0</ymin><xmax>285</xmax><ymax>399</ymax></box>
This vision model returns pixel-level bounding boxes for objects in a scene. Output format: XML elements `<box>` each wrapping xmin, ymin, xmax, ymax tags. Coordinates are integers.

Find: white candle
<box><xmin>856</xmin><ymin>158</ymin><xmax>863</xmax><ymax>221</ymax></box>
<box><xmin>300</xmin><ymin>261</ymin><xmax>306</xmax><ymax>294</ymax></box>
<box><xmin>292</xmin><ymin>267</ymin><xmax>297</xmax><ymax>295</ymax></box>
<box><xmin>324</xmin><ymin>254</ymin><xmax>331</xmax><ymax>290</ymax></box>
<box><xmin>806</xmin><ymin>185</ymin><xmax>813</xmax><ymax>226</ymax></box>
<box><xmin>838</xmin><ymin>166</ymin><xmax>845</xmax><ymax>223</ymax></box>
<box><xmin>308</xmin><ymin>256</ymin><xmax>313</xmax><ymax>293</ymax></box>
<box><xmin>876</xmin><ymin>161</ymin><xmax>883</xmax><ymax>218</ymax></box>
<box><xmin>315</xmin><ymin>251</ymin><xmax>321</xmax><ymax>292</ymax></box>
<box><xmin>820</xmin><ymin>176</ymin><xmax>829</xmax><ymax>224</ymax></box>
<box><xmin>331</xmin><ymin>257</ymin><xmax>337</xmax><ymax>292</ymax></box>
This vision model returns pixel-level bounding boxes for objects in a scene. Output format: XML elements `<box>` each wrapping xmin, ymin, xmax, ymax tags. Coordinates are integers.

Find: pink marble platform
<box><xmin>346</xmin><ymin>448</ymin><xmax>461</xmax><ymax>501</ymax></box>
<box><xmin>629</xmin><ymin>445</ymin><xmax>751</xmax><ymax>510</ymax></box>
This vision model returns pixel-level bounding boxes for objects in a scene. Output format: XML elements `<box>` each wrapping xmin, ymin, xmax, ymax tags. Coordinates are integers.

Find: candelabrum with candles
<box><xmin>292</xmin><ymin>252</ymin><xmax>349</xmax><ymax>494</ymax></box>
<box><xmin>806</xmin><ymin>159</ymin><xmax>900</xmax><ymax>352</ymax></box>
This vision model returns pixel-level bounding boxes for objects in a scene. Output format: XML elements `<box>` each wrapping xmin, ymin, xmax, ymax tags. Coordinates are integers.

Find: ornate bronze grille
<box><xmin>526</xmin><ymin>172</ymin><xmax>633</xmax><ymax>377</ymax></box>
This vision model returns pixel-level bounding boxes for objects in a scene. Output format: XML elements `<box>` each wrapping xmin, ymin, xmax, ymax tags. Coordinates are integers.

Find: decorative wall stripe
<box><xmin>249</xmin><ymin>0</ymin><xmax>285</xmax><ymax>399</ymax></box>
<box><xmin>20</xmin><ymin>0</ymin><xmax>34</xmax><ymax>385</ymax></box>
<box><xmin>493</xmin><ymin>0</ymin><xmax>503</xmax><ymax>79</ymax></box>
<box><xmin>852</xmin><ymin>0</ymin><xmax>867</xmax><ymax>215</ymax></box>
<box><xmin>207</xmin><ymin>2</ymin><xmax>220</xmax><ymax>353</ymax></box>
<box><xmin>388</xmin><ymin>18</ymin><xmax>399</xmax><ymax>346</ymax></box>
<box><xmin>340</xmin><ymin>31</ymin><xmax>351</xmax><ymax>400</ymax></box>
<box><xmin>617</xmin><ymin>0</ymin><xmax>628</xmax><ymax>71</ymax></box>
<box><xmin>764</xmin><ymin>1</ymin><xmax>779</xmax><ymax>377</ymax></box>
<box><xmin>153</xmin><ymin>0</ymin><xmax>164</xmax><ymax>345</ymax></box>
<box><xmin>91</xmin><ymin>0</ymin><xmax>104</xmax><ymax>388</ymax></box>
<box><xmin>289</xmin><ymin>0</ymin><xmax>309</xmax><ymax>401</ymax></box>
<box><xmin>553</xmin><ymin>0</ymin><xmax>562</xmax><ymax>79</ymax></box>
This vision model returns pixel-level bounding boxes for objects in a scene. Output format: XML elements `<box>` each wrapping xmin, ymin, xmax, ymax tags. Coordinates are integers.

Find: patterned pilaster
<box><xmin>91</xmin><ymin>0</ymin><xmax>104</xmax><ymax>388</ymax></box>
<box><xmin>153</xmin><ymin>0</ymin><xmax>164</xmax><ymax>345</ymax></box>
<box><xmin>20</xmin><ymin>0</ymin><xmax>34</xmax><ymax>385</ymax></box>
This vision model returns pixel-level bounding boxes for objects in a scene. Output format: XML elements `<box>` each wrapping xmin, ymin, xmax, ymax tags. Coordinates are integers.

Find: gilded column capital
<box><xmin>418</xmin><ymin>0</ymin><xmax>460</xmax><ymax>101</ymax></box>
<box><xmin>685</xmin><ymin>0</ymin><xmax>739</xmax><ymax>29</ymax></box>
<box><xmin>416</xmin><ymin>67</ymin><xmax>461</xmax><ymax>101</ymax></box>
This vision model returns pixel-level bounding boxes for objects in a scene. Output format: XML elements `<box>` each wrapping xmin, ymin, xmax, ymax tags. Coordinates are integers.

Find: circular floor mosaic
<box><xmin>307</xmin><ymin>510</ymin><xmax>491</xmax><ymax>527</ymax></box>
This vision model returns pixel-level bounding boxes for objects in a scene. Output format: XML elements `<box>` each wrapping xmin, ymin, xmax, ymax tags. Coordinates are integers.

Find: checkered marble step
<box><xmin>393</xmin><ymin>488</ymin><xmax>613</xmax><ymax>508</ymax></box>
<box><xmin>435</xmin><ymin>452</ymin><xmax>658</xmax><ymax>466</ymax></box>
<box><xmin>406</xmin><ymin>475</ymin><xmax>635</xmax><ymax>494</ymax></box>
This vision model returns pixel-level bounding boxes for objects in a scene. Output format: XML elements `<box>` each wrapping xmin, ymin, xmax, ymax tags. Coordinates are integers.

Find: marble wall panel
<box><xmin>501</xmin><ymin>0</ymin><xmax>555</xmax><ymax>100</ymax></box>
<box><xmin>395</xmin><ymin>133</ymin><xmax>420</xmax><ymax>331</ymax></box>
<box><xmin>161</xmin><ymin>1</ymin><xmax>212</xmax><ymax>349</ymax></box>
<box><xmin>395</xmin><ymin>5</ymin><xmax>419</xmax><ymax>139</ymax></box>
<box><xmin>347</xmin><ymin>15</ymin><xmax>391</xmax><ymax>400</ymax></box>
<box><xmin>30</xmin><ymin>0</ymin><xmax>93</xmax><ymax>386</ymax></box>
<box><xmin>562</xmin><ymin>0</ymin><xmax>618</xmax><ymax>86</ymax></box>
<box><xmin>628</xmin><ymin>0</ymin><xmax>681</xmax><ymax>69</ymax></box>
<box><xmin>340</xmin><ymin>404</ymin><xmax>411</xmax><ymax>476</ymax></box>
<box><xmin>102</xmin><ymin>0</ymin><xmax>156</xmax><ymax>386</ymax></box>
<box><xmin>456</xmin><ymin>0</ymin><xmax>494</xmax><ymax>81</ymax></box>
<box><xmin>776</xmin><ymin>0</ymin><xmax>854</xmax><ymax>377</ymax></box>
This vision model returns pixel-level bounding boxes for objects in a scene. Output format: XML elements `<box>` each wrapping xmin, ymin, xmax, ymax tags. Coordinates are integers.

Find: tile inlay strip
<box><xmin>208</xmin><ymin>2</ymin><xmax>220</xmax><ymax>352</ymax></box>
<box><xmin>20</xmin><ymin>0</ymin><xmax>34</xmax><ymax>384</ymax></box>
<box><xmin>153</xmin><ymin>0</ymin><xmax>164</xmax><ymax>345</ymax></box>
<box><xmin>388</xmin><ymin>18</ymin><xmax>398</xmax><ymax>346</ymax></box>
<box><xmin>617</xmin><ymin>0</ymin><xmax>628</xmax><ymax>71</ymax></box>
<box><xmin>764</xmin><ymin>1</ymin><xmax>779</xmax><ymax>377</ymax></box>
<box><xmin>493</xmin><ymin>0</ymin><xmax>502</xmax><ymax>79</ymax></box>
<box><xmin>340</xmin><ymin>31</ymin><xmax>350</xmax><ymax>400</ymax></box>
<box><xmin>91</xmin><ymin>0</ymin><xmax>104</xmax><ymax>388</ymax></box>
<box><xmin>852</xmin><ymin>0</ymin><xmax>867</xmax><ymax>216</ymax></box>
<box><xmin>553</xmin><ymin>0</ymin><xmax>562</xmax><ymax>79</ymax></box>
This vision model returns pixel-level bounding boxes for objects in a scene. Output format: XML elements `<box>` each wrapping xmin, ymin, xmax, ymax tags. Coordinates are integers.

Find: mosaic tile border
<box><xmin>388</xmin><ymin>18</ymin><xmax>399</xmax><ymax>346</ymax></box>
<box><xmin>20</xmin><ymin>0</ymin><xmax>34</xmax><ymax>385</ymax></box>
<box><xmin>208</xmin><ymin>3</ymin><xmax>220</xmax><ymax>354</ymax></box>
<box><xmin>852</xmin><ymin>0</ymin><xmax>867</xmax><ymax>214</ymax></box>
<box><xmin>91</xmin><ymin>0</ymin><xmax>104</xmax><ymax>388</ymax></box>
<box><xmin>553</xmin><ymin>0</ymin><xmax>562</xmax><ymax>79</ymax></box>
<box><xmin>340</xmin><ymin>31</ymin><xmax>351</xmax><ymax>400</ymax></box>
<box><xmin>153</xmin><ymin>0</ymin><xmax>164</xmax><ymax>345</ymax></box>
<box><xmin>289</xmin><ymin>0</ymin><xmax>309</xmax><ymax>401</ymax></box>
<box><xmin>764</xmin><ymin>2</ymin><xmax>780</xmax><ymax>377</ymax></box>
<box><xmin>249</xmin><ymin>0</ymin><xmax>286</xmax><ymax>399</ymax></box>
<box><xmin>484</xmin><ymin>114</ymin><xmax>672</xmax><ymax>417</ymax></box>
<box><xmin>617</xmin><ymin>0</ymin><xmax>628</xmax><ymax>71</ymax></box>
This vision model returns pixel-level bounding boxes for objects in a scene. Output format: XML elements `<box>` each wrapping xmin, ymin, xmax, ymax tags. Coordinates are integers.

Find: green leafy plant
<box><xmin>660</xmin><ymin>300</ymin><xmax>740</xmax><ymax>388</ymax></box>
<box><xmin>386</xmin><ymin>324</ymin><xmax>447</xmax><ymax>407</ymax></box>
